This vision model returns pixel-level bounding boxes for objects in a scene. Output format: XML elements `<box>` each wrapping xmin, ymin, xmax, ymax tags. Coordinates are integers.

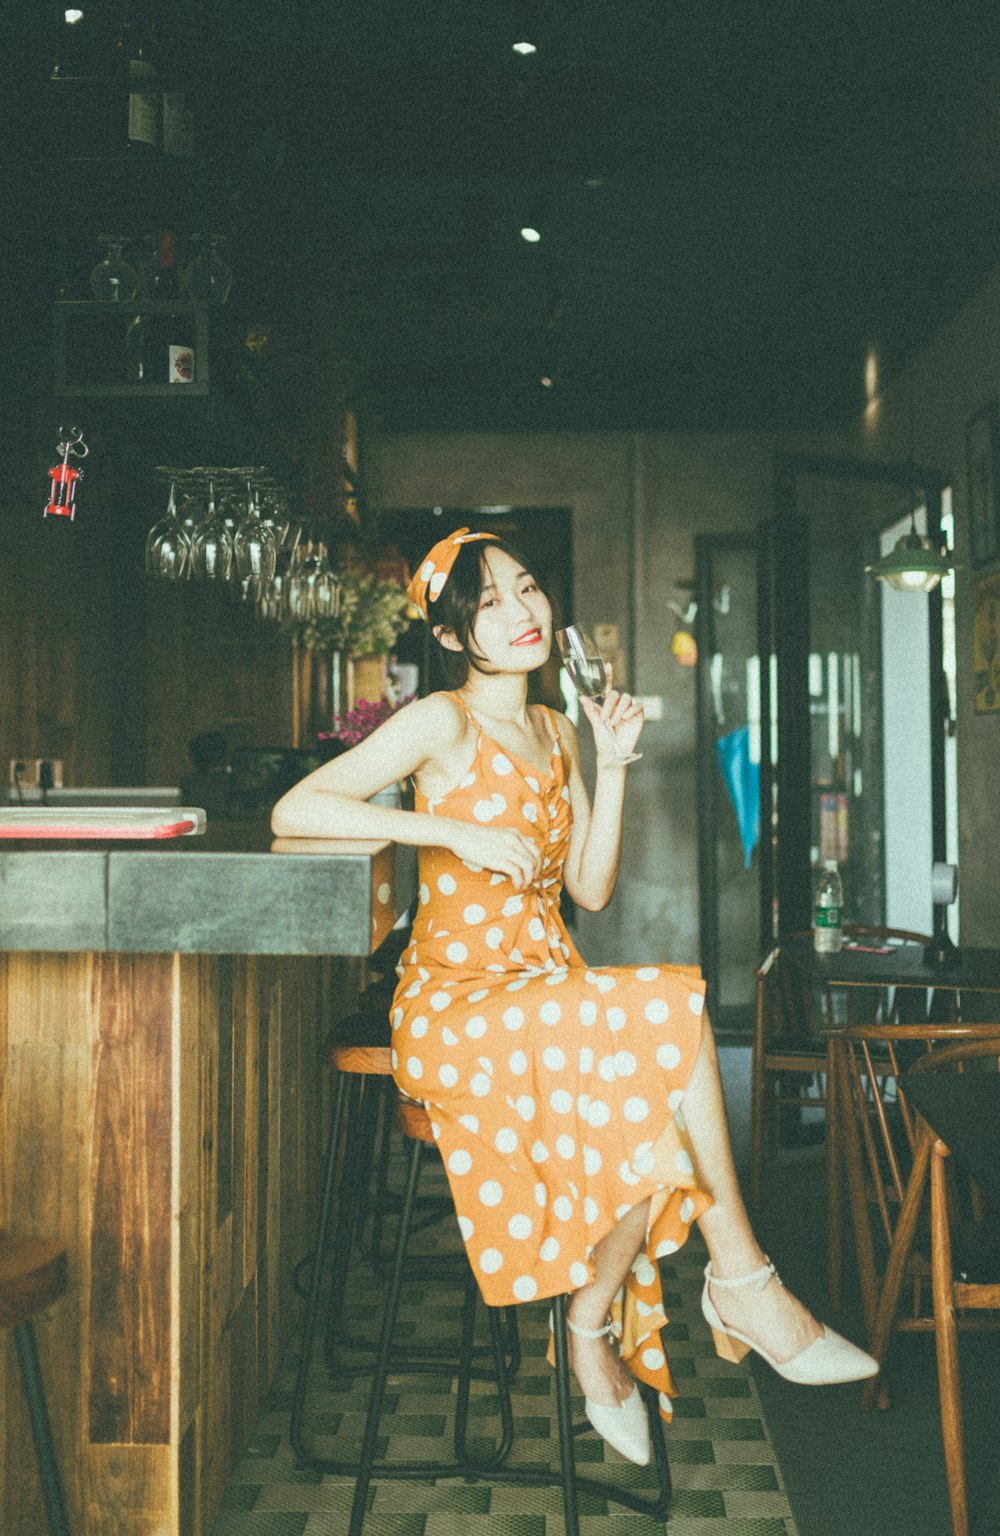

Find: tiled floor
<box><xmin>211</xmin><ymin>1141</ymin><xmax>798</xmax><ymax>1536</ymax></box>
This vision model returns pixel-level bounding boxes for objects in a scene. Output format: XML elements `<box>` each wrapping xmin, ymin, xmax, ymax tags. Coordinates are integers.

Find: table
<box><xmin>789</xmin><ymin>935</ymin><xmax>1000</xmax><ymax>1008</ymax></box>
<box><xmin>0</xmin><ymin>820</ymin><xmax>416</xmax><ymax>1536</ymax></box>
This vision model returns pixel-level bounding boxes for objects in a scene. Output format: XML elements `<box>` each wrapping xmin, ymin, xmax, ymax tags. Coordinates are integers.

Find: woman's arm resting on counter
<box><xmin>271</xmin><ymin>695</ymin><xmax>543</xmax><ymax>891</ymax></box>
<box><xmin>271</xmin><ymin>693</ymin><xmax>461</xmax><ymax>844</ymax></box>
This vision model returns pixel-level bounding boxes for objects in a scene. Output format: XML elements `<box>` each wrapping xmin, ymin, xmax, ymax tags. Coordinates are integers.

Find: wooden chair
<box><xmin>0</xmin><ymin>1234</ymin><xmax>72</xmax><ymax>1535</ymax></box>
<box><xmin>828</xmin><ymin>1022</ymin><xmax>1000</xmax><ymax>1358</ymax></box>
<box><xmin>859</xmin><ymin>1037</ymin><xmax>1000</xmax><ymax>1536</ymax></box>
<box><xmin>749</xmin><ymin>925</ymin><xmax>933</xmax><ymax>1214</ymax></box>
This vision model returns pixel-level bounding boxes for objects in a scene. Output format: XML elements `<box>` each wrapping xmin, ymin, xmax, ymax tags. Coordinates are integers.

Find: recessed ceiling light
<box><xmin>540</xmin><ymin>376</ymin><xmax>554</xmax><ymax>388</ymax></box>
<box><xmin>512</xmin><ymin>42</ymin><xmax>537</xmax><ymax>56</ymax></box>
<box><xmin>65</xmin><ymin>7</ymin><xmax>84</xmax><ymax>20</ymax></box>
<box><xmin>520</xmin><ymin>227</ymin><xmax>541</xmax><ymax>243</ymax></box>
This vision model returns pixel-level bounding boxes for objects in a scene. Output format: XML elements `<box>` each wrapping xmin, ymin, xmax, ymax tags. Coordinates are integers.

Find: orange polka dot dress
<box><xmin>391</xmin><ymin>694</ymin><xmax>712</xmax><ymax>1417</ymax></box>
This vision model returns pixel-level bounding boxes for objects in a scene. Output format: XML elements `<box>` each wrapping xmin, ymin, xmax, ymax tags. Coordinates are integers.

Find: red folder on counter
<box><xmin>0</xmin><ymin>808</ymin><xmax>207</xmax><ymax>840</ymax></box>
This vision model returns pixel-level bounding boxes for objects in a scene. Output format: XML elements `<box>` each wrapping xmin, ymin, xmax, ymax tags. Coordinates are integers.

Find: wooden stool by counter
<box><xmin>290</xmin><ymin>1006</ymin><xmax>485</xmax><ymax>1470</ymax></box>
<box><xmin>0</xmin><ymin>1235</ymin><xmax>72</xmax><ymax>1536</ymax></box>
<box><xmin>345</xmin><ymin>1092</ymin><xmax>673</xmax><ymax>1536</ymax></box>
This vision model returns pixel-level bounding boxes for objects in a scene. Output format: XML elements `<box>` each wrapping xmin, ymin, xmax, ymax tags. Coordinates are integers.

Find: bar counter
<box><xmin>0</xmin><ymin>820</ymin><xmax>416</xmax><ymax>1536</ymax></box>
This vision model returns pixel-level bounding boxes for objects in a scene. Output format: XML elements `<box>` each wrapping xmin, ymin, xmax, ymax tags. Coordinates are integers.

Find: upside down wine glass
<box><xmin>555</xmin><ymin>625</ymin><xmax>642</xmax><ymax>764</ymax></box>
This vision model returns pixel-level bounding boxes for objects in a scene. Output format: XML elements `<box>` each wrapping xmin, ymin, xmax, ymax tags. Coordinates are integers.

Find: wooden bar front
<box><xmin>0</xmin><ymin>947</ymin><xmax>359</xmax><ymax>1535</ymax></box>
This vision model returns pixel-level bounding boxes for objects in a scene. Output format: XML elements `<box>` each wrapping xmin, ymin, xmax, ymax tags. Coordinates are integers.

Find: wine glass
<box><xmin>190</xmin><ymin>478</ymin><xmax>235</xmax><ymax>582</ymax></box>
<box><xmin>555</xmin><ymin>625</ymin><xmax>642</xmax><ymax>764</ymax></box>
<box><xmin>234</xmin><ymin>479</ymin><xmax>278</xmax><ymax>585</ymax></box>
<box><xmin>145</xmin><ymin>478</ymin><xmax>192</xmax><ymax>580</ymax></box>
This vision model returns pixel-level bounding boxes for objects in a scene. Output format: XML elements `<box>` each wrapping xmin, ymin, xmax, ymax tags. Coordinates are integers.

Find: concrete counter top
<box><xmin>0</xmin><ymin>818</ymin><xmax>416</xmax><ymax>955</ymax></box>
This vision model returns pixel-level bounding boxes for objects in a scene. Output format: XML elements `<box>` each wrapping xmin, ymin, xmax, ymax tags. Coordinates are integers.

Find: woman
<box><xmin>272</xmin><ymin>527</ymin><xmax>875</xmax><ymax>1467</ymax></box>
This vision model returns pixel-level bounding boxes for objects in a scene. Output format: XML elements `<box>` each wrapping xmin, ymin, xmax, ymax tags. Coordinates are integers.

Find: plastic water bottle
<box><xmin>813</xmin><ymin>860</ymin><xmax>844</xmax><ymax>954</ymax></box>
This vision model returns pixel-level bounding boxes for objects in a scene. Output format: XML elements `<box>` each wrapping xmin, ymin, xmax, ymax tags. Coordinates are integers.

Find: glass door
<box><xmin>695</xmin><ymin>533</ymin><xmax>761</xmax><ymax>1033</ymax></box>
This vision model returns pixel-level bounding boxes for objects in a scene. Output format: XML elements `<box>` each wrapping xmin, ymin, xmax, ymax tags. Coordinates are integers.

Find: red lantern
<box><xmin>44</xmin><ymin>426</ymin><xmax>88</xmax><ymax>521</ymax></box>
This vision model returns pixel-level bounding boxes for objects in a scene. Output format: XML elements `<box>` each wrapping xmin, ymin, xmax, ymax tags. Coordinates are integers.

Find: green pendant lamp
<box><xmin>866</xmin><ymin>516</ymin><xmax>951</xmax><ymax>593</ymax></box>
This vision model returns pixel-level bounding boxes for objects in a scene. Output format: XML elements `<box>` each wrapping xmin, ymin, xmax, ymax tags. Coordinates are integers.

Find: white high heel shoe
<box><xmin>701</xmin><ymin>1258</ymin><xmax>878</xmax><ymax>1385</ymax></box>
<box><xmin>563</xmin><ymin>1315</ymin><xmax>651</xmax><ymax>1465</ymax></box>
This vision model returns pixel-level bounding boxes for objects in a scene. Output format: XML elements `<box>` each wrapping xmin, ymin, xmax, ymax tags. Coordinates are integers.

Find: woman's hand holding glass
<box><xmin>578</xmin><ymin>680</ymin><xmax>645</xmax><ymax>766</ymax></box>
<box><xmin>556</xmin><ymin>626</ymin><xmax>643</xmax><ymax>765</ymax></box>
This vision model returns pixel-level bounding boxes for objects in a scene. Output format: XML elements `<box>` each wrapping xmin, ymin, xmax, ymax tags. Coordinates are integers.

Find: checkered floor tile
<box><xmin>212</xmin><ymin>1156</ymin><xmax>798</xmax><ymax>1535</ymax></box>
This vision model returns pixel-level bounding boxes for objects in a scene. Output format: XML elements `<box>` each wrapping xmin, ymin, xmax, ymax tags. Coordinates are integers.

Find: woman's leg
<box><xmin>567</xmin><ymin>1014</ymin><xmax>825</xmax><ymax>1405</ymax></box>
<box><xmin>567</xmin><ymin>1198</ymin><xmax>651</xmax><ymax>1405</ymax></box>
<box><xmin>682</xmin><ymin>1019</ymin><xmax>822</xmax><ymax>1360</ymax></box>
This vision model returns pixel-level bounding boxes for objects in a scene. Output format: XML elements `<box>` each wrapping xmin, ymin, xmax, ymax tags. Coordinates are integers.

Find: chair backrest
<box><xmin>837</xmin><ymin>1022</ymin><xmax>1000</xmax><ymax>1256</ymax></box>
<box><xmin>754</xmin><ymin>937</ymin><xmax>824</xmax><ymax>1052</ymax></box>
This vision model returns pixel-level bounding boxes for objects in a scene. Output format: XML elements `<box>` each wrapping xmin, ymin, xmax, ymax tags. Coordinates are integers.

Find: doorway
<box><xmin>695</xmin><ymin>455</ymin><xmax>952</xmax><ymax>1035</ymax></box>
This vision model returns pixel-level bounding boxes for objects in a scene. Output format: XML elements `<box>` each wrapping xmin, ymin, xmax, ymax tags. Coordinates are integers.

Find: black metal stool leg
<box><xmin>323</xmin><ymin>1074</ymin><xmax>375</xmax><ymax>1374</ymax></box>
<box><xmin>365</xmin><ymin>1078</ymin><xmax>396</xmax><ymax>1265</ymax></box>
<box><xmin>290</xmin><ymin>1067</ymin><xmax>352</xmax><ymax>1466</ymax></box>
<box><xmin>14</xmin><ymin>1320</ymin><xmax>72</xmax><ymax>1536</ymax></box>
<box><xmin>348</xmin><ymin>1136</ymin><xmax>425</xmax><ymax>1536</ymax></box>
<box><xmin>550</xmin><ymin>1293</ymin><xmax>581</xmax><ymax>1536</ymax></box>
<box><xmin>455</xmin><ymin>1287</ymin><xmax>515</xmax><ymax>1474</ymax></box>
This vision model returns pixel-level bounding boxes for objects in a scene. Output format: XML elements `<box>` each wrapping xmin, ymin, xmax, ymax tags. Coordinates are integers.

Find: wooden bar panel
<box><xmin>0</xmin><ymin>947</ymin><xmax>361</xmax><ymax>1536</ymax></box>
<box><xmin>88</xmin><ymin>952</ymin><xmax>173</xmax><ymax>1445</ymax></box>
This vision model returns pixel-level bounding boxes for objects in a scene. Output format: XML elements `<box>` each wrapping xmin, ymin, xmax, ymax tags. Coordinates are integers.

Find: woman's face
<box><xmin>455</xmin><ymin>546</ymin><xmax>552</xmax><ymax>674</ymax></box>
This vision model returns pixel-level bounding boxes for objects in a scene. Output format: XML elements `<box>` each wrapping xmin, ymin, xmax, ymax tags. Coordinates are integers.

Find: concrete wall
<box><xmin>853</xmin><ymin>269</ymin><xmax>1000</xmax><ymax>947</ymax></box>
<box><xmin>366</xmin><ymin>425</ymin><xmax>843</xmax><ymax>974</ymax></box>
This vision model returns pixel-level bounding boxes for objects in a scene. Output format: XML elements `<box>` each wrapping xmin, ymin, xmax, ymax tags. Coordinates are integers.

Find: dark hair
<box><xmin>429</xmin><ymin>535</ymin><xmax>547</xmax><ymax>688</ymax></box>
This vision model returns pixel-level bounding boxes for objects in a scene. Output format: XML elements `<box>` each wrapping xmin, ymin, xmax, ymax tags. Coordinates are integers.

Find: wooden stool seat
<box><xmin>395</xmin><ymin>1095</ymin><xmax>435</xmax><ymax>1143</ymax></box>
<box><xmin>0</xmin><ymin>1237</ymin><xmax>68</xmax><ymax>1330</ymax></box>
<box><xmin>0</xmin><ymin>1233</ymin><xmax>72</xmax><ymax>1534</ymax></box>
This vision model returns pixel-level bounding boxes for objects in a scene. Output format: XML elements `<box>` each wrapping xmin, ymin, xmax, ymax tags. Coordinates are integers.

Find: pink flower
<box><xmin>318</xmin><ymin>695</ymin><xmax>414</xmax><ymax>746</ymax></box>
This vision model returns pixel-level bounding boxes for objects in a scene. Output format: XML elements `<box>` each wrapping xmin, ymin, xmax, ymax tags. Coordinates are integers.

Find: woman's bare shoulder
<box><xmin>399</xmin><ymin>691</ymin><xmax>468</xmax><ymax>755</ymax></box>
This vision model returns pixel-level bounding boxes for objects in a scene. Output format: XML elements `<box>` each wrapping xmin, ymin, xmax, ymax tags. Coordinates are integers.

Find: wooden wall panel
<box><xmin>88</xmin><ymin>953</ymin><xmax>173</xmax><ymax>1446</ymax></box>
<box><xmin>0</xmin><ymin>947</ymin><xmax>361</xmax><ymax>1536</ymax></box>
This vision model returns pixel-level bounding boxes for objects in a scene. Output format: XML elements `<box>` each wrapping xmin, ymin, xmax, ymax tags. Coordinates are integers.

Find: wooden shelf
<box><xmin>52</xmin><ymin>300</ymin><xmax>210</xmax><ymax>398</ymax></box>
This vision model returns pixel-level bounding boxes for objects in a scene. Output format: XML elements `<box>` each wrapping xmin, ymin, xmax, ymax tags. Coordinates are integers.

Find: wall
<box><xmin>366</xmin><ymin>426</ymin><xmax>844</xmax><ymax>976</ymax></box>
<box><xmin>853</xmin><ymin>268</ymin><xmax>1000</xmax><ymax>947</ymax></box>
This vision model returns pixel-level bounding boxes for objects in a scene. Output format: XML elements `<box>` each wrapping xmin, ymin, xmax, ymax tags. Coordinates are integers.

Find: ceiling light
<box><xmin>65</xmin><ymin>7</ymin><xmax>84</xmax><ymax>19</ymax></box>
<box><xmin>540</xmin><ymin>375</ymin><xmax>554</xmax><ymax>388</ymax></box>
<box><xmin>520</xmin><ymin>227</ymin><xmax>541</xmax><ymax>243</ymax></box>
<box><xmin>866</xmin><ymin>526</ymin><xmax>950</xmax><ymax>593</ymax></box>
<box><xmin>512</xmin><ymin>41</ymin><xmax>537</xmax><ymax>55</ymax></box>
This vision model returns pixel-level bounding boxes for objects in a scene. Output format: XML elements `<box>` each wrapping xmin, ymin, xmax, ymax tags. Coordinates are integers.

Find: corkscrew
<box><xmin>44</xmin><ymin>425</ymin><xmax>89</xmax><ymax>521</ymax></box>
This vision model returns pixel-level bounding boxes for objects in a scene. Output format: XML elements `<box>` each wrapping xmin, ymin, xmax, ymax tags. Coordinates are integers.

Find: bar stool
<box><xmin>346</xmin><ymin>1091</ymin><xmax>673</xmax><ymax>1536</ymax></box>
<box><xmin>0</xmin><ymin>1234</ymin><xmax>73</xmax><ymax>1536</ymax></box>
<box><xmin>290</xmin><ymin>1003</ymin><xmax>519</xmax><ymax>1469</ymax></box>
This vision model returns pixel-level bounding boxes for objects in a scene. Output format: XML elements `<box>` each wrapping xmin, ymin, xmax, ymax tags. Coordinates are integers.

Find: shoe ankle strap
<box><xmin>565</xmin><ymin>1316</ymin><xmax>612</xmax><ymax>1339</ymax></box>
<box><xmin>705</xmin><ymin>1258</ymin><xmax>781</xmax><ymax>1292</ymax></box>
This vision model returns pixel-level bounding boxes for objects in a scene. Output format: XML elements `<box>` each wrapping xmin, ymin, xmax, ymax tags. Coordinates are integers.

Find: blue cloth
<box><xmin>715</xmin><ymin>725</ymin><xmax>760</xmax><ymax>870</ymax></box>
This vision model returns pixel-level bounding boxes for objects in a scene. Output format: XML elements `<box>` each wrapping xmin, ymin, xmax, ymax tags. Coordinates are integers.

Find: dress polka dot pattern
<box><xmin>392</xmin><ymin>695</ymin><xmax>711</xmax><ymax>1417</ymax></box>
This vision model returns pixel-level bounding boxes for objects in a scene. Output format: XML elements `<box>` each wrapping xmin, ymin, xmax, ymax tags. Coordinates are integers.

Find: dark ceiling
<box><xmin>9</xmin><ymin>1</ymin><xmax>1000</xmax><ymax>434</ymax></box>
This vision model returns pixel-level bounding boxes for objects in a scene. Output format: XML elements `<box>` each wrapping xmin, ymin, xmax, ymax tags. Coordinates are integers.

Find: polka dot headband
<box><xmin>406</xmin><ymin>527</ymin><xmax>499</xmax><ymax>619</ymax></box>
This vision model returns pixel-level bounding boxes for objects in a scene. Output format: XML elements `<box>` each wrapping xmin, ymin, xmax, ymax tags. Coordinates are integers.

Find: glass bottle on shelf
<box><xmin>181</xmin><ymin>235</ymin><xmax>232</xmax><ymax>305</ymax></box>
<box><xmin>89</xmin><ymin>236</ymin><xmax>139</xmax><ymax>301</ymax></box>
<box><xmin>138</xmin><ymin>232</ymin><xmax>196</xmax><ymax>384</ymax></box>
<box><xmin>116</xmin><ymin>0</ymin><xmax>160</xmax><ymax>153</ymax></box>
